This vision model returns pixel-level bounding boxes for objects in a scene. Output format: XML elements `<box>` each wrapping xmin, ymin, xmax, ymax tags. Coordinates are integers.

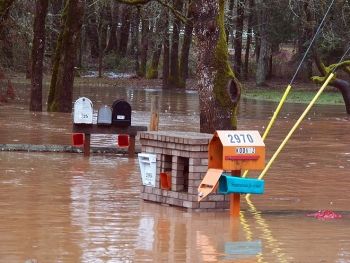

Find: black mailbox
<box><xmin>112</xmin><ymin>99</ymin><xmax>131</xmax><ymax>127</ymax></box>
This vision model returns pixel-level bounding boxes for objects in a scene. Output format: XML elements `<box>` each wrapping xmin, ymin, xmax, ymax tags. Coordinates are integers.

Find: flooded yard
<box><xmin>0</xmin><ymin>82</ymin><xmax>349</xmax><ymax>262</ymax></box>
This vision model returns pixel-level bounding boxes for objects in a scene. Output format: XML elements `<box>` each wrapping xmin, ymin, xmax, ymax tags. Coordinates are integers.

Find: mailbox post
<box><xmin>72</xmin><ymin>97</ymin><xmax>147</xmax><ymax>157</ymax></box>
<box><xmin>198</xmin><ymin>130</ymin><xmax>265</xmax><ymax>216</ymax></box>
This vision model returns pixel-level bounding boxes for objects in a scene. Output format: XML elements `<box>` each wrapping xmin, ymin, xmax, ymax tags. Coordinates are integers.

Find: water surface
<box><xmin>0</xmin><ymin>82</ymin><xmax>349</xmax><ymax>262</ymax></box>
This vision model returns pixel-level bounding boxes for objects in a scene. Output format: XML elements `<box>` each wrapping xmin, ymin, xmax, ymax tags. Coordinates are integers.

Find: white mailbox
<box><xmin>97</xmin><ymin>105</ymin><xmax>112</xmax><ymax>125</ymax></box>
<box><xmin>73</xmin><ymin>97</ymin><xmax>93</xmax><ymax>124</ymax></box>
<box><xmin>138</xmin><ymin>153</ymin><xmax>157</xmax><ymax>187</ymax></box>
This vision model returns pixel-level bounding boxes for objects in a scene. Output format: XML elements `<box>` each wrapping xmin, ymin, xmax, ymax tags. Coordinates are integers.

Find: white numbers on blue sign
<box><xmin>228</xmin><ymin>134</ymin><xmax>254</xmax><ymax>144</ymax></box>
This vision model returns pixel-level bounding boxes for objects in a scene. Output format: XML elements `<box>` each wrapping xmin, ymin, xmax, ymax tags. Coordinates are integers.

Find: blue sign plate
<box><xmin>219</xmin><ymin>174</ymin><xmax>264</xmax><ymax>194</ymax></box>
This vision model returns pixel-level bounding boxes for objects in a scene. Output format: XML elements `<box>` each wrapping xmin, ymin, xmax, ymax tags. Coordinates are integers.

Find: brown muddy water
<box><xmin>0</xmin><ymin>82</ymin><xmax>350</xmax><ymax>262</ymax></box>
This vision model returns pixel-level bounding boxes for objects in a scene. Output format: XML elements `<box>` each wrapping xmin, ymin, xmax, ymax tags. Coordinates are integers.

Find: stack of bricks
<box><xmin>139</xmin><ymin>131</ymin><xmax>230</xmax><ymax>210</ymax></box>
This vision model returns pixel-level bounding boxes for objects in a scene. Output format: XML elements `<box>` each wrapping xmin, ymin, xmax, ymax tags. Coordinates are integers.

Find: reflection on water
<box><xmin>0</xmin><ymin>82</ymin><xmax>350</xmax><ymax>262</ymax></box>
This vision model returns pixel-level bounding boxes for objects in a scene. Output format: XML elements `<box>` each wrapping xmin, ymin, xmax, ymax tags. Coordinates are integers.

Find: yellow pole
<box><xmin>242</xmin><ymin>84</ymin><xmax>292</xmax><ymax>178</ymax></box>
<box><xmin>261</xmin><ymin>84</ymin><xmax>293</xmax><ymax>141</ymax></box>
<box><xmin>246</xmin><ymin>73</ymin><xmax>334</xmax><ymax>198</ymax></box>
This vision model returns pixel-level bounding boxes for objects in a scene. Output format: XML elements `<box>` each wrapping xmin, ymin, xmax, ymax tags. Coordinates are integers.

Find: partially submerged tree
<box><xmin>193</xmin><ymin>0</ymin><xmax>241</xmax><ymax>132</ymax></box>
<box><xmin>116</xmin><ymin>0</ymin><xmax>241</xmax><ymax>133</ymax></box>
<box><xmin>30</xmin><ymin>0</ymin><xmax>48</xmax><ymax>112</ymax></box>
<box><xmin>312</xmin><ymin>55</ymin><xmax>350</xmax><ymax>114</ymax></box>
<box><xmin>47</xmin><ymin>0</ymin><xmax>85</xmax><ymax>112</ymax></box>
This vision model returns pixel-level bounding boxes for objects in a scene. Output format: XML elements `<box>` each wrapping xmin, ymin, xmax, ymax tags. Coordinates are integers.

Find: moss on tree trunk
<box><xmin>194</xmin><ymin>0</ymin><xmax>241</xmax><ymax>133</ymax></box>
<box><xmin>47</xmin><ymin>0</ymin><xmax>85</xmax><ymax>112</ymax></box>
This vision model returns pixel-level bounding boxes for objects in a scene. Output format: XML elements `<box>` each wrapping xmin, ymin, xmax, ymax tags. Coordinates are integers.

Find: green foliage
<box><xmin>311</xmin><ymin>60</ymin><xmax>350</xmax><ymax>84</ymax></box>
<box><xmin>244</xmin><ymin>89</ymin><xmax>344</xmax><ymax>105</ymax></box>
<box><xmin>104</xmin><ymin>52</ymin><xmax>136</xmax><ymax>72</ymax></box>
<box><xmin>268</xmin><ymin>1</ymin><xmax>297</xmax><ymax>45</ymax></box>
<box><xmin>146</xmin><ymin>66</ymin><xmax>158</xmax><ymax>79</ymax></box>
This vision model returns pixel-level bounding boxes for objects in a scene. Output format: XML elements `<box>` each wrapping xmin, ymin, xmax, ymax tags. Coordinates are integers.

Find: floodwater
<box><xmin>0</xmin><ymin>81</ymin><xmax>350</xmax><ymax>262</ymax></box>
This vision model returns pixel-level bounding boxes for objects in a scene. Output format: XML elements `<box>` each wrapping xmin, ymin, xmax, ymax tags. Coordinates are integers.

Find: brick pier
<box><xmin>139</xmin><ymin>131</ymin><xmax>230</xmax><ymax>210</ymax></box>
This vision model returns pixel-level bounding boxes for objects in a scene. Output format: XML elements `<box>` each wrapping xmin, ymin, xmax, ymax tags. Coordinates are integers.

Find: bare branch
<box><xmin>156</xmin><ymin>0</ymin><xmax>188</xmax><ymax>24</ymax></box>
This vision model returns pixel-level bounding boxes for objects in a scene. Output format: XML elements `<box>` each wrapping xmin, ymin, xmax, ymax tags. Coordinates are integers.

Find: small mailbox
<box><xmin>97</xmin><ymin>105</ymin><xmax>112</xmax><ymax>125</ymax></box>
<box><xmin>208</xmin><ymin>130</ymin><xmax>265</xmax><ymax>171</ymax></box>
<box><xmin>112</xmin><ymin>99</ymin><xmax>131</xmax><ymax>127</ymax></box>
<box><xmin>219</xmin><ymin>174</ymin><xmax>264</xmax><ymax>194</ymax></box>
<box><xmin>73</xmin><ymin>97</ymin><xmax>93</xmax><ymax>124</ymax></box>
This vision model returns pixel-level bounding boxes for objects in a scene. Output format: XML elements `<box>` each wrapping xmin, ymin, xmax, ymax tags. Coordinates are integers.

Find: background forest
<box><xmin>0</xmin><ymin>0</ymin><xmax>349</xmax><ymax>131</ymax></box>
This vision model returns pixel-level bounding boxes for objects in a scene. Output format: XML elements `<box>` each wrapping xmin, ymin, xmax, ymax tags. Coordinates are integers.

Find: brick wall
<box><xmin>139</xmin><ymin>131</ymin><xmax>229</xmax><ymax>210</ymax></box>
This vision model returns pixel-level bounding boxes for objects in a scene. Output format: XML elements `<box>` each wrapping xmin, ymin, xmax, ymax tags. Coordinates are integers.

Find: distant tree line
<box><xmin>0</xmin><ymin>0</ymin><xmax>349</xmax><ymax>131</ymax></box>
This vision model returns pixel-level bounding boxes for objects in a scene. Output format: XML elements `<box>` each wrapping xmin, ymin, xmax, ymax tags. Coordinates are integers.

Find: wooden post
<box><xmin>230</xmin><ymin>170</ymin><xmax>241</xmax><ymax>217</ymax></box>
<box><xmin>84</xmin><ymin>133</ymin><xmax>90</xmax><ymax>157</ymax></box>
<box><xmin>128</xmin><ymin>135</ymin><xmax>136</xmax><ymax>158</ymax></box>
<box><xmin>149</xmin><ymin>95</ymin><xmax>159</xmax><ymax>131</ymax></box>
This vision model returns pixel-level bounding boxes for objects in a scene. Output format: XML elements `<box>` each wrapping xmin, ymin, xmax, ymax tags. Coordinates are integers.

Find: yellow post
<box><xmin>246</xmin><ymin>73</ymin><xmax>334</xmax><ymax>199</ymax></box>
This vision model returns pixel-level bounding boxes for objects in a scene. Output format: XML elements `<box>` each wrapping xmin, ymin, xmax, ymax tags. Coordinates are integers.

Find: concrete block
<box><xmin>189</xmin><ymin>158</ymin><xmax>201</xmax><ymax>166</ymax></box>
<box><xmin>169</xmin><ymin>191</ymin><xmax>179</xmax><ymax>199</ymax></box>
<box><xmin>173</xmin><ymin>198</ymin><xmax>183</xmax><ymax>207</ymax></box>
<box><xmin>208</xmin><ymin>194</ymin><xmax>225</xmax><ymax>202</ymax></box>
<box><xmin>189</xmin><ymin>165</ymin><xmax>208</xmax><ymax>173</ymax></box>
<box><xmin>183</xmin><ymin>201</ymin><xmax>193</xmax><ymax>208</ymax></box>
<box><xmin>149</xmin><ymin>194</ymin><xmax>157</xmax><ymax>202</ymax></box>
<box><xmin>200</xmin><ymin>202</ymin><xmax>216</xmax><ymax>209</ymax></box>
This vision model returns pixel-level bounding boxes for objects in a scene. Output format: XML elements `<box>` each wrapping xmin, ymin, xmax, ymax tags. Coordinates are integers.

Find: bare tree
<box><xmin>30</xmin><ymin>0</ymin><xmax>48</xmax><ymax>112</ymax></box>
<box><xmin>47</xmin><ymin>0</ymin><xmax>85</xmax><ymax>112</ymax></box>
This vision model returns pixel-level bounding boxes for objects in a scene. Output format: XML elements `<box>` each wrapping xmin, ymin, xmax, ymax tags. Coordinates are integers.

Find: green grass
<box><xmin>243</xmin><ymin>89</ymin><xmax>344</xmax><ymax>105</ymax></box>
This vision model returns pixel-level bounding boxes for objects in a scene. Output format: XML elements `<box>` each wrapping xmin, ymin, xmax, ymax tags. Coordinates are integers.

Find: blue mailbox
<box><xmin>218</xmin><ymin>174</ymin><xmax>264</xmax><ymax>195</ymax></box>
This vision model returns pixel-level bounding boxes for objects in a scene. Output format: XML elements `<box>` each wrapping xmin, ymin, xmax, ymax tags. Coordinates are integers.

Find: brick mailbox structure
<box><xmin>139</xmin><ymin>131</ymin><xmax>230</xmax><ymax>210</ymax></box>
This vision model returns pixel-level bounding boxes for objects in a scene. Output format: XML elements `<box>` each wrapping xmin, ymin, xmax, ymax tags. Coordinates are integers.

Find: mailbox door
<box><xmin>73</xmin><ymin>97</ymin><xmax>93</xmax><ymax>124</ymax></box>
<box><xmin>112</xmin><ymin>100</ymin><xmax>131</xmax><ymax>127</ymax></box>
<box><xmin>222</xmin><ymin>145</ymin><xmax>265</xmax><ymax>170</ymax></box>
<box><xmin>97</xmin><ymin>105</ymin><xmax>112</xmax><ymax>125</ymax></box>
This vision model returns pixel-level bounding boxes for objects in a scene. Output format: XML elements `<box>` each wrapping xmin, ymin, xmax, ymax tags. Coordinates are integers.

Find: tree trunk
<box><xmin>227</xmin><ymin>0</ymin><xmax>235</xmax><ymax>47</ymax></box>
<box><xmin>30</xmin><ymin>0</ymin><xmax>49</xmax><ymax>112</ymax></box>
<box><xmin>47</xmin><ymin>0</ymin><xmax>85</xmax><ymax>112</ymax></box>
<box><xmin>243</xmin><ymin>0</ymin><xmax>254</xmax><ymax>80</ymax></box>
<box><xmin>255</xmin><ymin>0</ymin><xmax>270</xmax><ymax>86</ymax></box>
<box><xmin>138</xmin><ymin>15</ymin><xmax>149</xmax><ymax>77</ymax></box>
<box><xmin>133</xmin><ymin>7</ymin><xmax>140</xmax><ymax>73</ymax></box>
<box><xmin>193</xmin><ymin>0</ymin><xmax>241</xmax><ymax>133</ymax></box>
<box><xmin>233</xmin><ymin>0</ymin><xmax>245</xmax><ymax>78</ymax></box>
<box><xmin>168</xmin><ymin>0</ymin><xmax>183</xmax><ymax>88</ymax></box>
<box><xmin>129</xmin><ymin>7</ymin><xmax>140</xmax><ymax>56</ymax></box>
<box><xmin>332</xmin><ymin>79</ymin><xmax>350</xmax><ymax>114</ymax></box>
<box><xmin>0</xmin><ymin>0</ymin><xmax>14</xmax><ymax>67</ymax></box>
<box><xmin>118</xmin><ymin>4</ymin><xmax>132</xmax><ymax>57</ymax></box>
<box><xmin>162</xmin><ymin>9</ymin><xmax>170</xmax><ymax>87</ymax></box>
<box><xmin>105</xmin><ymin>2</ymin><xmax>119</xmax><ymax>53</ymax></box>
<box><xmin>179</xmin><ymin>1</ymin><xmax>194</xmax><ymax>88</ymax></box>
<box><xmin>147</xmin><ymin>8</ymin><xmax>167</xmax><ymax>79</ymax></box>
<box><xmin>313</xmin><ymin>49</ymin><xmax>350</xmax><ymax>114</ymax></box>
<box><xmin>49</xmin><ymin>0</ymin><xmax>63</xmax><ymax>60</ymax></box>
<box><xmin>0</xmin><ymin>22</ymin><xmax>13</xmax><ymax>67</ymax></box>
<box><xmin>86</xmin><ymin>0</ymin><xmax>100</xmax><ymax>60</ymax></box>
<box><xmin>301</xmin><ymin>2</ymin><xmax>314</xmax><ymax>79</ymax></box>
<box><xmin>147</xmin><ymin>45</ymin><xmax>162</xmax><ymax>79</ymax></box>
<box><xmin>98</xmin><ymin>5</ymin><xmax>108</xmax><ymax>78</ymax></box>
<box><xmin>0</xmin><ymin>0</ymin><xmax>14</xmax><ymax>27</ymax></box>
